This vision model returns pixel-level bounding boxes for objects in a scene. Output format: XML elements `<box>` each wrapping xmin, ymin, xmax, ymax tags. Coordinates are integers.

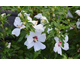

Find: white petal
<box><xmin>18</xmin><ymin>13</ymin><xmax>21</xmax><ymax>16</ymax></box>
<box><xmin>20</xmin><ymin>25</ymin><xmax>25</xmax><ymax>29</ymax></box>
<box><xmin>66</xmin><ymin>10</ymin><xmax>73</xmax><ymax>18</ymax></box>
<box><xmin>47</xmin><ymin>28</ymin><xmax>52</xmax><ymax>33</ymax></box>
<box><xmin>34</xmin><ymin>41</ymin><xmax>46</xmax><ymax>52</ymax></box>
<box><xmin>53</xmin><ymin>47</ymin><xmax>58</xmax><ymax>52</ymax></box>
<box><xmin>24</xmin><ymin>13</ymin><xmax>30</xmax><ymax>16</ymax></box>
<box><xmin>75</xmin><ymin>10</ymin><xmax>80</xmax><ymax>16</ymax></box>
<box><xmin>24</xmin><ymin>40</ymin><xmax>34</xmax><ymax>49</ymax></box>
<box><xmin>24</xmin><ymin>40</ymin><xmax>28</xmax><ymax>46</ymax></box>
<box><xmin>41</xmin><ymin>16</ymin><xmax>48</xmax><ymax>22</ymax></box>
<box><xmin>57</xmin><ymin>47</ymin><xmax>62</xmax><ymax>55</ymax></box>
<box><xmin>63</xmin><ymin>35</ymin><xmax>68</xmax><ymax>43</ymax></box>
<box><xmin>53</xmin><ymin>43</ymin><xmax>62</xmax><ymax>55</ymax></box>
<box><xmin>14</xmin><ymin>17</ymin><xmax>22</xmax><ymax>27</ymax></box>
<box><xmin>26</xmin><ymin>31</ymin><xmax>37</xmax><ymax>44</ymax></box>
<box><xmin>41</xmin><ymin>16</ymin><xmax>47</xmax><ymax>20</ymax></box>
<box><xmin>18</xmin><ymin>11</ymin><xmax>26</xmax><ymax>16</ymax></box>
<box><xmin>34</xmin><ymin>13</ymin><xmax>42</xmax><ymax>19</ymax></box>
<box><xmin>29</xmin><ymin>32</ymin><xmax>36</xmax><ymax>37</ymax></box>
<box><xmin>33</xmin><ymin>24</ymin><xmax>45</xmax><ymax>33</ymax></box>
<box><xmin>38</xmin><ymin>34</ymin><xmax>46</xmax><ymax>42</ymax></box>
<box><xmin>27</xmin><ymin>35</ymin><xmax>33</xmax><ymax>44</ymax></box>
<box><xmin>27</xmin><ymin>16</ymin><xmax>32</xmax><ymax>21</ymax></box>
<box><xmin>27</xmin><ymin>42</ymin><xmax>34</xmax><ymax>49</ymax></box>
<box><xmin>62</xmin><ymin>43</ymin><xmax>69</xmax><ymax>50</ymax></box>
<box><xmin>40</xmin><ymin>16</ymin><xmax>49</xmax><ymax>24</ymax></box>
<box><xmin>76</xmin><ymin>21</ymin><xmax>80</xmax><ymax>29</ymax></box>
<box><xmin>54</xmin><ymin>37</ymin><xmax>59</xmax><ymax>43</ymax></box>
<box><xmin>12</xmin><ymin>28</ymin><xmax>20</xmax><ymax>37</ymax></box>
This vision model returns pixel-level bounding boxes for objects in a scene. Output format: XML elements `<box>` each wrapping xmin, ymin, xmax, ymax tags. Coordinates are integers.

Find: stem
<box><xmin>0</xmin><ymin>21</ymin><xmax>5</xmax><ymax>44</ymax></box>
<box><xmin>72</xmin><ymin>52</ymin><xmax>78</xmax><ymax>57</ymax></box>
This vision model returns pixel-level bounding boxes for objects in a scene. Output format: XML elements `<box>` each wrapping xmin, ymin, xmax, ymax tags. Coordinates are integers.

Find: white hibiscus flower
<box><xmin>33</xmin><ymin>23</ymin><xmax>52</xmax><ymax>34</ymax></box>
<box><xmin>18</xmin><ymin>11</ymin><xmax>32</xmax><ymax>21</ymax></box>
<box><xmin>76</xmin><ymin>19</ymin><xmax>80</xmax><ymax>29</ymax></box>
<box><xmin>75</xmin><ymin>10</ymin><xmax>80</xmax><ymax>16</ymax></box>
<box><xmin>24</xmin><ymin>31</ymin><xmax>46</xmax><ymax>52</ymax></box>
<box><xmin>18</xmin><ymin>11</ymin><xmax>38</xmax><ymax>26</ymax></box>
<box><xmin>12</xmin><ymin>17</ymin><xmax>25</xmax><ymax>37</ymax></box>
<box><xmin>34</xmin><ymin>13</ymin><xmax>48</xmax><ymax>25</ymax></box>
<box><xmin>53</xmin><ymin>35</ymin><xmax>69</xmax><ymax>55</ymax></box>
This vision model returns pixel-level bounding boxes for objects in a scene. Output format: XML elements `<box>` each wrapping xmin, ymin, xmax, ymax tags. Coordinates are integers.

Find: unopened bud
<box><xmin>62</xmin><ymin>35</ymin><xmax>64</xmax><ymax>37</ymax></box>
<box><xmin>53</xmin><ymin>14</ymin><xmax>55</xmax><ymax>17</ymax></box>
<box><xmin>7</xmin><ymin>42</ymin><xmax>11</xmax><ymax>48</ymax></box>
<box><xmin>17</xmin><ymin>6</ymin><xmax>20</xmax><ymax>8</ymax></box>
<box><xmin>68</xmin><ymin>19</ymin><xmax>70</xmax><ymax>22</ymax></box>
<box><xmin>5</xmin><ymin>27</ymin><xmax>8</xmax><ymax>30</ymax></box>
<box><xmin>20</xmin><ymin>13</ymin><xmax>23</xmax><ymax>17</ymax></box>
<box><xmin>1</xmin><ymin>13</ymin><xmax>6</xmax><ymax>17</ymax></box>
<box><xmin>23</xmin><ymin>22</ymin><xmax>26</xmax><ymax>25</ymax></box>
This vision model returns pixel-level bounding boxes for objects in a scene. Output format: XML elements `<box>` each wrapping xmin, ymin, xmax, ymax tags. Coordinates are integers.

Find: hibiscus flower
<box><xmin>34</xmin><ymin>13</ymin><xmax>48</xmax><ymax>25</ymax></box>
<box><xmin>12</xmin><ymin>17</ymin><xmax>25</xmax><ymax>37</ymax></box>
<box><xmin>18</xmin><ymin>11</ymin><xmax>32</xmax><ymax>21</ymax></box>
<box><xmin>24</xmin><ymin>31</ymin><xmax>46</xmax><ymax>52</ymax></box>
<box><xmin>53</xmin><ymin>35</ymin><xmax>69</xmax><ymax>55</ymax></box>
<box><xmin>33</xmin><ymin>24</ymin><xmax>45</xmax><ymax>33</ymax></box>
<box><xmin>18</xmin><ymin>11</ymin><xmax>38</xmax><ymax>26</ymax></box>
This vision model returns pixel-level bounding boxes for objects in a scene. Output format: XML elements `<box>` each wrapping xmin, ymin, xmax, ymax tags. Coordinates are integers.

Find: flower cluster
<box><xmin>12</xmin><ymin>11</ymin><xmax>78</xmax><ymax>55</ymax></box>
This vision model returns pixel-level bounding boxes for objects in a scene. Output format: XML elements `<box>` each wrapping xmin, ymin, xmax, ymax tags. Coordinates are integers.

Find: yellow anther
<box><xmin>34</xmin><ymin>21</ymin><xmax>38</xmax><ymax>25</ymax></box>
<box><xmin>17</xmin><ymin>25</ymin><xmax>21</xmax><ymax>27</ymax></box>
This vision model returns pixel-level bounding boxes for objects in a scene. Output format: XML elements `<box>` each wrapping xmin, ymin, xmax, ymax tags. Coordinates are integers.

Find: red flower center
<box><xmin>58</xmin><ymin>42</ymin><xmax>61</xmax><ymax>47</ymax></box>
<box><xmin>33</xmin><ymin>36</ymin><xmax>38</xmax><ymax>43</ymax></box>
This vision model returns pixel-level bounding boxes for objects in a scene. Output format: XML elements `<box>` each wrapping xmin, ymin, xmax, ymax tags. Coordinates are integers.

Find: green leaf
<box><xmin>33</xmin><ymin>50</ymin><xmax>41</xmax><ymax>59</ymax></box>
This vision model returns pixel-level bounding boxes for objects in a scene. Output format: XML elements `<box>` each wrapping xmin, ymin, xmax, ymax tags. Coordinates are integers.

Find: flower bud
<box><xmin>17</xmin><ymin>6</ymin><xmax>20</xmax><ymax>8</ymax></box>
<box><xmin>5</xmin><ymin>27</ymin><xmax>8</xmax><ymax>30</ymax></box>
<box><xmin>75</xmin><ymin>10</ymin><xmax>80</xmax><ymax>16</ymax></box>
<box><xmin>1</xmin><ymin>13</ymin><xmax>6</xmax><ymax>17</ymax></box>
<box><xmin>7</xmin><ymin>42</ymin><xmax>11</xmax><ymax>48</ymax></box>
<box><xmin>53</xmin><ymin>14</ymin><xmax>55</xmax><ymax>17</ymax></box>
<box><xmin>23</xmin><ymin>22</ymin><xmax>26</xmax><ymax>25</ymax></box>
